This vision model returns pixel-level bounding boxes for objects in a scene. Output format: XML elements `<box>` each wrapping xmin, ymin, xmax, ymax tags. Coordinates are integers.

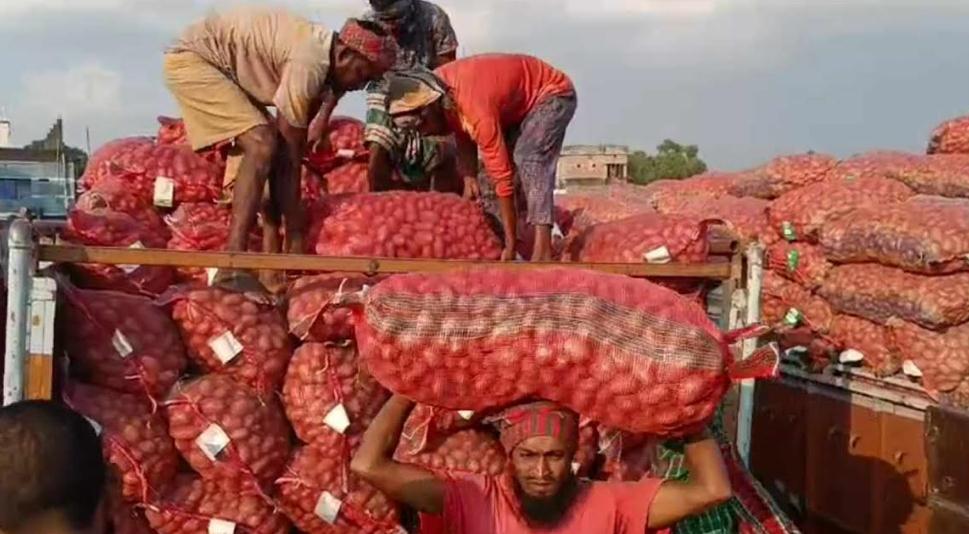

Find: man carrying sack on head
<box><xmin>164</xmin><ymin>6</ymin><xmax>397</xmax><ymax>291</ymax></box>
<box><xmin>352</xmin><ymin>396</ymin><xmax>733</xmax><ymax>533</ymax></box>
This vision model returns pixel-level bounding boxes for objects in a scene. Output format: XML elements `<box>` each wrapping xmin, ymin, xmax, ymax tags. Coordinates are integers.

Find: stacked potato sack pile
<box><xmin>303</xmin><ymin>116</ymin><xmax>371</xmax><ymax>200</ymax></box>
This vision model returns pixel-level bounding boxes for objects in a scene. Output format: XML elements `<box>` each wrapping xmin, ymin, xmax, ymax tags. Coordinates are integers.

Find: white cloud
<box><xmin>22</xmin><ymin>61</ymin><xmax>123</xmax><ymax>115</ymax></box>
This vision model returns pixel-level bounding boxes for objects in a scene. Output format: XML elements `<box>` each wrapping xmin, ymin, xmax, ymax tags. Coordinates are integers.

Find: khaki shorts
<box><xmin>163</xmin><ymin>51</ymin><xmax>269</xmax><ymax>151</ymax></box>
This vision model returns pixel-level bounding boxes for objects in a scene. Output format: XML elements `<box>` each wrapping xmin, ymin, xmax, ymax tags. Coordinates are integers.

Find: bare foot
<box><xmin>210</xmin><ymin>269</ymin><xmax>275</xmax><ymax>305</ymax></box>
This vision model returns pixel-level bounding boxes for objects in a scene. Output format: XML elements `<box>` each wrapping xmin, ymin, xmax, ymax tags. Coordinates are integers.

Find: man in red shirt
<box><xmin>352</xmin><ymin>396</ymin><xmax>733</xmax><ymax>533</ymax></box>
<box><xmin>386</xmin><ymin>54</ymin><xmax>578</xmax><ymax>261</ymax></box>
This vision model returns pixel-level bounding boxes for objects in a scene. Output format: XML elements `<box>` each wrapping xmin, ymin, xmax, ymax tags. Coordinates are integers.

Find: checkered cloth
<box><xmin>658</xmin><ymin>406</ymin><xmax>801</xmax><ymax>534</ymax></box>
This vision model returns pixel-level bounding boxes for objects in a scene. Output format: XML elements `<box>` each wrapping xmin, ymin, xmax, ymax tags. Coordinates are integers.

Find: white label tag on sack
<box><xmin>84</xmin><ymin>416</ymin><xmax>103</xmax><ymax>436</ymax></box>
<box><xmin>642</xmin><ymin>246</ymin><xmax>672</xmax><ymax>264</ymax></box>
<box><xmin>839</xmin><ymin>349</ymin><xmax>865</xmax><ymax>364</ymax></box>
<box><xmin>196</xmin><ymin>424</ymin><xmax>231</xmax><ymax>462</ymax></box>
<box><xmin>902</xmin><ymin>360</ymin><xmax>924</xmax><ymax>378</ymax></box>
<box><xmin>314</xmin><ymin>491</ymin><xmax>343</xmax><ymax>524</ymax></box>
<box><xmin>119</xmin><ymin>241</ymin><xmax>145</xmax><ymax>274</ymax></box>
<box><xmin>457</xmin><ymin>410</ymin><xmax>475</xmax><ymax>421</ymax></box>
<box><xmin>783</xmin><ymin>308</ymin><xmax>803</xmax><ymax>327</ymax></box>
<box><xmin>112</xmin><ymin>329</ymin><xmax>134</xmax><ymax>359</ymax></box>
<box><xmin>337</xmin><ymin>148</ymin><xmax>356</xmax><ymax>159</ymax></box>
<box><xmin>207</xmin><ymin>519</ymin><xmax>236</xmax><ymax>534</ymax></box>
<box><xmin>206</xmin><ymin>268</ymin><xmax>220</xmax><ymax>286</ymax></box>
<box><xmin>207</xmin><ymin>331</ymin><xmax>243</xmax><ymax>365</ymax></box>
<box><xmin>323</xmin><ymin>404</ymin><xmax>352</xmax><ymax>434</ymax></box>
<box><xmin>153</xmin><ymin>176</ymin><xmax>175</xmax><ymax>208</ymax></box>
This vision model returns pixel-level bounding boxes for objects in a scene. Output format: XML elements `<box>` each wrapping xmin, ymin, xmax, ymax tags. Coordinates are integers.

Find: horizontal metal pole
<box><xmin>38</xmin><ymin>245</ymin><xmax>735</xmax><ymax>279</ymax></box>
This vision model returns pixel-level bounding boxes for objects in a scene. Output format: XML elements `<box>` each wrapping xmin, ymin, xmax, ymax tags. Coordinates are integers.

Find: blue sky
<box><xmin>2</xmin><ymin>0</ymin><xmax>969</xmax><ymax>170</ymax></box>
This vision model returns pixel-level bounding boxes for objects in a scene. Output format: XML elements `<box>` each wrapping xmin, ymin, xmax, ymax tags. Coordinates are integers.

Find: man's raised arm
<box><xmin>646</xmin><ymin>431</ymin><xmax>734</xmax><ymax>529</ymax></box>
<box><xmin>350</xmin><ymin>394</ymin><xmax>446</xmax><ymax>514</ymax></box>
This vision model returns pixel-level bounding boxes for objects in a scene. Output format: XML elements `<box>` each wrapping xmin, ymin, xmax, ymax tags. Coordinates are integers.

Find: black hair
<box><xmin>0</xmin><ymin>400</ymin><xmax>106</xmax><ymax>532</ymax></box>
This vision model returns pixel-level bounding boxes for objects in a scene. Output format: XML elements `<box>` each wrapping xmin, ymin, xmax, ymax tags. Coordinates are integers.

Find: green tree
<box><xmin>627</xmin><ymin>139</ymin><xmax>707</xmax><ymax>185</ymax></box>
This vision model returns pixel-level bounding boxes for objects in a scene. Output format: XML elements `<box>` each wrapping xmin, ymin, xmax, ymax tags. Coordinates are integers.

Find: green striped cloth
<box><xmin>658</xmin><ymin>418</ymin><xmax>738</xmax><ymax>534</ymax></box>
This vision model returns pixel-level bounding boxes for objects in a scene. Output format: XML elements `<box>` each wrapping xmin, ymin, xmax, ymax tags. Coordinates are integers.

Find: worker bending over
<box><xmin>362</xmin><ymin>0</ymin><xmax>461</xmax><ymax>193</ymax></box>
<box><xmin>164</xmin><ymin>7</ymin><xmax>397</xmax><ymax>286</ymax></box>
<box><xmin>0</xmin><ymin>401</ymin><xmax>106</xmax><ymax>534</ymax></box>
<box><xmin>352</xmin><ymin>396</ymin><xmax>733</xmax><ymax>533</ymax></box>
<box><xmin>387</xmin><ymin>54</ymin><xmax>577</xmax><ymax>261</ymax></box>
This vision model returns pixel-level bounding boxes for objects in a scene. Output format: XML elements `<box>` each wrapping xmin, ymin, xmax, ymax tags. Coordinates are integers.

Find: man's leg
<box><xmin>513</xmin><ymin>94</ymin><xmax>577</xmax><ymax>262</ymax></box>
<box><xmin>229</xmin><ymin>125</ymin><xmax>277</xmax><ymax>252</ymax></box>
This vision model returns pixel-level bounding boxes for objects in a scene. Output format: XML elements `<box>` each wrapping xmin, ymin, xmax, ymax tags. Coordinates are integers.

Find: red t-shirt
<box><xmin>439</xmin><ymin>474</ymin><xmax>665</xmax><ymax>534</ymax></box>
<box><xmin>435</xmin><ymin>54</ymin><xmax>574</xmax><ymax>198</ymax></box>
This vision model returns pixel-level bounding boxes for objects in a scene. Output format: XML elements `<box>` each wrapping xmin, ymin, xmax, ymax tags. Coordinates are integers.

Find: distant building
<box><xmin>0</xmin><ymin>118</ymin><xmax>82</xmax><ymax>220</ymax></box>
<box><xmin>556</xmin><ymin>144</ymin><xmax>629</xmax><ymax>189</ymax></box>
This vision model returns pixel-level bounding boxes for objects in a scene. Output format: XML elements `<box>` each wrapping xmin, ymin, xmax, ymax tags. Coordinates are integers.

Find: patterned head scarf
<box><xmin>369</xmin><ymin>0</ymin><xmax>416</xmax><ymax>23</ymax></box>
<box><xmin>387</xmin><ymin>68</ymin><xmax>448</xmax><ymax>115</ymax></box>
<box><xmin>339</xmin><ymin>18</ymin><xmax>399</xmax><ymax>71</ymax></box>
<box><xmin>489</xmin><ymin>401</ymin><xmax>580</xmax><ymax>453</ymax></box>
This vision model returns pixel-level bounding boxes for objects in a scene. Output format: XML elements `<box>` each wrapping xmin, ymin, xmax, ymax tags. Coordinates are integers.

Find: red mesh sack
<box><xmin>556</xmin><ymin>192</ymin><xmax>653</xmax><ymax>227</ymax></box>
<box><xmin>170</xmin><ymin>288</ymin><xmax>292</xmax><ymax>397</ymax></box>
<box><xmin>83</xmin><ymin>142</ymin><xmax>224</xmax><ymax>208</ymax></box>
<box><xmin>641</xmin><ymin>173</ymin><xmax>745</xmax><ymax>207</ymax></box>
<box><xmin>287</xmin><ymin>274</ymin><xmax>382</xmax><ymax>342</ymax></box>
<box><xmin>819</xmin><ymin>264</ymin><xmax>969</xmax><ymax>329</ymax></box>
<box><xmin>304</xmin><ymin>116</ymin><xmax>368</xmax><ymax>175</ymax></box>
<box><xmin>879</xmin><ymin>154</ymin><xmax>969</xmax><ymax>198</ymax></box>
<box><xmin>821</xmin><ymin>196</ymin><xmax>969</xmax><ymax>274</ymax></box>
<box><xmin>888</xmin><ymin>319</ymin><xmax>969</xmax><ymax>395</ymax></box>
<box><xmin>156</xmin><ymin>116</ymin><xmax>188</xmax><ymax>146</ymax></box>
<box><xmin>395</xmin><ymin>405</ymin><xmax>480</xmax><ymax>457</ymax></box>
<box><xmin>165</xmin><ymin>203</ymin><xmax>262</xmax><ymax>283</ymax></box>
<box><xmin>828</xmin><ymin>315</ymin><xmax>899</xmax><ymax>376</ymax></box>
<box><xmin>826</xmin><ymin>151</ymin><xmax>922</xmax><ymax>181</ymax></box>
<box><xmin>164</xmin><ymin>375</ymin><xmax>290</xmax><ymax>489</ymax></box>
<box><xmin>307</xmin><ymin>192</ymin><xmax>502</xmax><ymax>259</ymax></box>
<box><xmin>276</xmin><ymin>440</ymin><xmax>401</xmax><ymax>534</ymax></box>
<box><xmin>62</xmin><ymin>284</ymin><xmax>187</xmax><ymax>399</ymax></box>
<box><xmin>145</xmin><ymin>475</ymin><xmax>289</xmax><ymax>534</ymax></box>
<box><xmin>769</xmin><ymin>176</ymin><xmax>913</xmax><ymax>242</ymax></box>
<box><xmin>65</xmin><ymin>180</ymin><xmax>174</xmax><ymax>295</ymax></box>
<box><xmin>282</xmin><ymin>343</ymin><xmax>389</xmax><ymax>447</ymax></box>
<box><xmin>81</xmin><ymin>137</ymin><xmax>155</xmax><ymax>189</ymax></box>
<box><xmin>731</xmin><ymin>153</ymin><xmax>838</xmax><ymax>199</ymax></box>
<box><xmin>65</xmin><ymin>382</ymin><xmax>179</xmax><ymax>503</ymax></box>
<box><xmin>761</xmin><ymin>272</ymin><xmax>834</xmax><ymax>333</ymax></box>
<box><xmin>567</xmin><ymin>212</ymin><xmax>715</xmax><ymax>264</ymax></box>
<box><xmin>395</xmin><ymin>429</ymin><xmax>506</xmax><ymax>477</ymax></box>
<box><xmin>929</xmin><ymin>114</ymin><xmax>969</xmax><ymax>155</ymax></box>
<box><xmin>766</xmin><ymin>242</ymin><xmax>831</xmax><ymax>289</ymax></box>
<box><xmin>655</xmin><ymin>195</ymin><xmax>776</xmax><ymax>245</ymax></box>
<box><xmin>354</xmin><ymin>268</ymin><xmax>777</xmax><ymax>436</ymax></box>
<box><xmin>326</xmin><ymin>162</ymin><xmax>370</xmax><ymax>195</ymax></box>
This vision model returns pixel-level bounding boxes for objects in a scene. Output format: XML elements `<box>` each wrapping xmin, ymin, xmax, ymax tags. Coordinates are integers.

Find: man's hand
<box><xmin>501</xmin><ymin>247</ymin><xmax>517</xmax><ymax>261</ymax></box>
<box><xmin>463</xmin><ymin>176</ymin><xmax>480</xmax><ymax>200</ymax></box>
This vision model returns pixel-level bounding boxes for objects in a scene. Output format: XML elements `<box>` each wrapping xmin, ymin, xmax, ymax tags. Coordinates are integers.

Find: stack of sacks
<box><xmin>303</xmin><ymin>116</ymin><xmax>370</xmax><ymax>200</ymax></box>
<box><xmin>928</xmin><ymin>114</ymin><xmax>969</xmax><ymax>155</ymax></box>
<box><xmin>728</xmin><ymin>153</ymin><xmax>838</xmax><ymax>200</ymax></box>
<box><xmin>565</xmin><ymin>212</ymin><xmax>723</xmax><ymax>299</ymax></box>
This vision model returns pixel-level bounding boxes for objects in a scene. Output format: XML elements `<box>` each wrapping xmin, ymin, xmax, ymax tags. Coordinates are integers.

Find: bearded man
<box><xmin>352</xmin><ymin>396</ymin><xmax>733</xmax><ymax>533</ymax></box>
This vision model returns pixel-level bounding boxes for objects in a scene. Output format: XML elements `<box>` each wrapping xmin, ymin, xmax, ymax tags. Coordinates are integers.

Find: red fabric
<box><xmin>436</xmin><ymin>54</ymin><xmax>574</xmax><ymax>197</ymax></box>
<box><xmin>491</xmin><ymin>401</ymin><xmax>579</xmax><ymax>452</ymax></box>
<box><xmin>339</xmin><ymin>19</ymin><xmax>398</xmax><ymax>70</ymax></box>
<box><xmin>443</xmin><ymin>474</ymin><xmax>664</xmax><ymax>534</ymax></box>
